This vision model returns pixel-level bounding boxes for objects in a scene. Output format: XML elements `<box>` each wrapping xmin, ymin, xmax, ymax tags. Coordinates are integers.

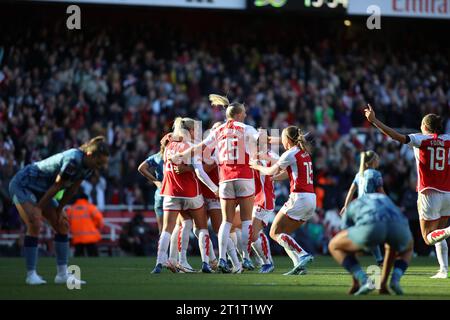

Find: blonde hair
<box><xmin>283</xmin><ymin>126</ymin><xmax>312</xmax><ymax>154</ymax></box>
<box><xmin>173</xmin><ymin>117</ymin><xmax>196</xmax><ymax>140</ymax></box>
<box><xmin>358</xmin><ymin>150</ymin><xmax>379</xmax><ymax>177</ymax></box>
<box><xmin>79</xmin><ymin>136</ymin><xmax>110</xmax><ymax>157</ymax></box>
<box><xmin>209</xmin><ymin>94</ymin><xmax>245</xmax><ymax>120</ymax></box>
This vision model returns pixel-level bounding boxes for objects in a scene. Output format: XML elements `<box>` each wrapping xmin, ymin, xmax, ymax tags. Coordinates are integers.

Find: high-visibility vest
<box><xmin>66</xmin><ymin>199</ymin><xmax>104</xmax><ymax>245</ymax></box>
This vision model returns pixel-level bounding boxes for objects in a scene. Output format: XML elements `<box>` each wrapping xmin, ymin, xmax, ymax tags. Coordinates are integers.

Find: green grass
<box><xmin>0</xmin><ymin>256</ymin><xmax>449</xmax><ymax>300</ymax></box>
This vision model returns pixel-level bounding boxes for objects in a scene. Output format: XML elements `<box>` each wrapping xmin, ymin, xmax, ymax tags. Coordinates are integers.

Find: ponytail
<box><xmin>209</xmin><ymin>93</ymin><xmax>245</xmax><ymax>120</ymax></box>
<box><xmin>284</xmin><ymin>126</ymin><xmax>312</xmax><ymax>154</ymax></box>
<box><xmin>79</xmin><ymin>136</ymin><xmax>110</xmax><ymax>157</ymax></box>
<box><xmin>173</xmin><ymin>117</ymin><xmax>195</xmax><ymax>140</ymax></box>
<box><xmin>358</xmin><ymin>150</ymin><xmax>378</xmax><ymax>177</ymax></box>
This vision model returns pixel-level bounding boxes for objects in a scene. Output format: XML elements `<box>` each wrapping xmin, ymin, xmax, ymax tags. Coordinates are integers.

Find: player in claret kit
<box><xmin>251</xmin><ymin>126</ymin><xmax>315</xmax><ymax>275</ymax></box>
<box><xmin>365</xmin><ymin>104</ymin><xmax>450</xmax><ymax>279</ymax></box>
<box><xmin>8</xmin><ymin>136</ymin><xmax>109</xmax><ymax>285</ymax></box>
<box><xmin>341</xmin><ymin>150</ymin><xmax>385</xmax><ymax>268</ymax></box>
<box><xmin>171</xmin><ymin>94</ymin><xmax>260</xmax><ymax>273</ymax></box>
<box><xmin>250</xmin><ymin>129</ymin><xmax>278</xmax><ymax>273</ymax></box>
<box><xmin>151</xmin><ymin>117</ymin><xmax>219</xmax><ymax>274</ymax></box>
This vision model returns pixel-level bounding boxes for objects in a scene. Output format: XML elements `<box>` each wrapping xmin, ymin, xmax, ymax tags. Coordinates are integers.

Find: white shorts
<box><xmin>417</xmin><ymin>189</ymin><xmax>450</xmax><ymax>221</ymax></box>
<box><xmin>219</xmin><ymin>179</ymin><xmax>255</xmax><ymax>200</ymax></box>
<box><xmin>280</xmin><ymin>192</ymin><xmax>316</xmax><ymax>222</ymax></box>
<box><xmin>163</xmin><ymin>195</ymin><xmax>204</xmax><ymax>212</ymax></box>
<box><xmin>252</xmin><ymin>206</ymin><xmax>274</xmax><ymax>227</ymax></box>
<box><xmin>205</xmin><ymin>198</ymin><xmax>221</xmax><ymax>211</ymax></box>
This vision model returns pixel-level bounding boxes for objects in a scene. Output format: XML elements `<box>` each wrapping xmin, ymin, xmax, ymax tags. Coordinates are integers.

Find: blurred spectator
<box><xmin>118</xmin><ymin>212</ymin><xmax>153</xmax><ymax>256</ymax></box>
<box><xmin>66</xmin><ymin>193</ymin><xmax>104</xmax><ymax>257</ymax></box>
<box><xmin>81</xmin><ymin>173</ymin><xmax>107</xmax><ymax>211</ymax></box>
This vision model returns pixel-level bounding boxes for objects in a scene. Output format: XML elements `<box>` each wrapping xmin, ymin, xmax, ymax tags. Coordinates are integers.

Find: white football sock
<box><xmin>227</xmin><ymin>237</ymin><xmax>241</xmax><ymax>268</ymax></box>
<box><xmin>178</xmin><ymin>220</ymin><xmax>192</xmax><ymax>264</ymax></box>
<box><xmin>241</xmin><ymin>220</ymin><xmax>252</xmax><ymax>260</ymax></box>
<box><xmin>169</xmin><ymin>224</ymin><xmax>180</xmax><ymax>263</ymax></box>
<box><xmin>435</xmin><ymin>240</ymin><xmax>448</xmax><ymax>272</ymax></box>
<box><xmin>218</xmin><ymin>222</ymin><xmax>232</xmax><ymax>260</ymax></box>
<box><xmin>251</xmin><ymin>238</ymin><xmax>270</xmax><ymax>265</ymax></box>
<box><xmin>194</xmin><ymin>227</ymin><xmax>216</xmax><ymax>261</ymax></box>
<box><xmin>276</xmin><ymin>233</ymin><xmax>306</xmax><ymax>266</ymax></box>
<box><xmin>156</xmin><ymin>231</ymin><xmax>171</xmax><ymax>265</ymax></box>
<box><xmin>198</xmin><ymin>229</ymin><xmax>210</xmax><ymax>264</ymax></box>
<box><xmin>230</xmin><ymin>232</ymin><xmax>238</xmax><ymax>247</ymax></box>
<box><xmin>260</xmin><ymin>231</ymin><xmax>273</xmax><ymax>264</ymax></box>
<box><xmin>235</xmin><ymin>228</ymin><xmax>244</xmax><ymax>258</ymax></box>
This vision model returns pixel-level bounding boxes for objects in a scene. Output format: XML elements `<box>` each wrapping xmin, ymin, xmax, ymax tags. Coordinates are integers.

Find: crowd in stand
<box><xmin>0</xmin><ymin>12</ymin><xmax>449</xmax><ymax>255</ymax></box>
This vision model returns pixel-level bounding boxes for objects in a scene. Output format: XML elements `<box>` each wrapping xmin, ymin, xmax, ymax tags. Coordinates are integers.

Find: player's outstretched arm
<box><xmin>340</xmin><ymin>183</ymin><xmax>357</xmax><ymax>216</ymax></box>
<box><xmin>250</xmin><ymin>160</ymin><xmax>281</xmax><ymax>176</ymax></box>
<box><xmin>364</xmin><ymin>104</ymin><xmax>407</xmax><ymax>144</ymax></box>
<box><xmin>273</xmin><ymin>170</ymin><xmax>288</xmax><ymax>181</ymax></box>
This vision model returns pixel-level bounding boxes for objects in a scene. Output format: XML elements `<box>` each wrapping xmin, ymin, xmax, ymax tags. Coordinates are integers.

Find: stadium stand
<box><xmin>0</xmin><ymin>4</ymin><xmax>448</xmax><ymax>256</ymax></box>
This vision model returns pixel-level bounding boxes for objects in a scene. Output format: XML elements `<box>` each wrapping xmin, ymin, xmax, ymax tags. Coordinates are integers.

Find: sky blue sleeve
<box><xmin>145</xmin><ymin>154</ymin><xmax>157</xmax><ymax>168</ymax></box>
<box><xmin>375</xmin><ymin>171</ymin><xmax>383</xmax><ymax>189</ymax></box>
<box><xmin>60</xmin><ymin>154</ymin><xmax>79</xmax><ymax>181</ymax></box>
<box><xmin>352</xmin><ymin>173</ymin><xmax>359</xmax><ymax>186</ymax></box>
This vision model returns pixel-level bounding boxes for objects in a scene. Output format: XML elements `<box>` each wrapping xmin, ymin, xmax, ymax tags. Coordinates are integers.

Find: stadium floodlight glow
<box><xmin>344</xmin><ymin>19</ymin><xmax>352</xmax><ymax>26</ymax></box>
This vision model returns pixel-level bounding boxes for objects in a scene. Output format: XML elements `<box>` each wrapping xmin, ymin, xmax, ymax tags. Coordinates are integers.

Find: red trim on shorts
<box><xmin>189</xmin><ymin>205</ymin><xmax>205</xmax><ymax>212</ymax></box>
<box><xmin>282</xmin><ymin>211</ymin><xmax>307</xmax><ymax>222</ymax></box>
<box><xmin>236</xmin><ymin>193</ymin><xmax>255</xmax><ymax>200</ymax></box>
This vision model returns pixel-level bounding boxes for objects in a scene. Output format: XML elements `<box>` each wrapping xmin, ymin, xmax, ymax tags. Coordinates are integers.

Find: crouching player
<box><xmin>9</xmin><ymin>136</ymin><xmax>109</xmax><ymax>285</ymax></box>
<box><xmin>329</xmin><ymin>193</ymin><xmax>413</xmax><ymax>295</ymax></box>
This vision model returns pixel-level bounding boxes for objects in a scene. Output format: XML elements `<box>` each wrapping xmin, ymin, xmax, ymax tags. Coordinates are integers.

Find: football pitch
<box><xmin>0</xmin><ymin>256</ymin><xmax>449</xmax><ymax>300</ymax></box>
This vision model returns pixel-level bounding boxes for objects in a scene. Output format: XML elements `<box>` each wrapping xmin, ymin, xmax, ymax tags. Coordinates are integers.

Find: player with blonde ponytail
<box><xmin>340</xmin><ymin>150</ymin><xmax>385</xmax><ymax>292</ymax></box>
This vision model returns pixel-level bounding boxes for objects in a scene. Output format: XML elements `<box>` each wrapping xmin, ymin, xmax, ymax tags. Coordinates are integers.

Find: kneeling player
<box><xmin>329</xmin><ymin>193</ymin><xmax>413</xmax><ymax>295</ymax></box>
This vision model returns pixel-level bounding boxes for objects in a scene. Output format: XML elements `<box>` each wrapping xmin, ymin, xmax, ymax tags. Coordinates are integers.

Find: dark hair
<box><xmin>284</xmin><ymin>126</ymin><xmax>312</xmax><ymax>154</ymax></box>
<box><xmin>79</xmin><ymin>136</ymin><xmax>110</xmax><ymax>157</ymax></box>
<box><xmin>422</xmin><ymin>114</ymin><xmax>444</xmax><ymax>134</ymax></box>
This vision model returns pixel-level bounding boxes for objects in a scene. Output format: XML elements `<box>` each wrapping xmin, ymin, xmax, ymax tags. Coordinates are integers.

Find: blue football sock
<box><xmin>342</xmin><ymin>255</ymin><xmax>367</xmax><ymax>284</ymax></box>
<box><xmin>372</xmin><ymin>246</ymin><xmax>383</xmax><ymax>264</ymax></box>
<box><xmin>24</xmin><ymin>236</ymin><xmax>38</xmax><ymax>273</ymax></box>
<box><xmin>391</xmin><ymin>259</ymin><xmax>408</xmax><ymax>283</ymax></box>
<box><xmin>54</xmin><ymin>234</ymin><xmax>69</xmax><ymax>270</ymax></box>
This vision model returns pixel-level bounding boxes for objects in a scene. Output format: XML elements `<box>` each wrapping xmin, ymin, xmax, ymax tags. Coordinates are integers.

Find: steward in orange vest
<box><xmin>66</xmin><ymin>193</ymin><xmax>104</xmax><ymax>257</ymax></box>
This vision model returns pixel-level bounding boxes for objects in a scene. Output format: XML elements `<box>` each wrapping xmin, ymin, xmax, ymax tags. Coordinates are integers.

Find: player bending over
<box><xmin>365</xmin><ymin>104</ymin><xmax>450</xmax><ymax>279</ymax></box>
<box><xmin>9</xmin><ymin>136</ymin><xmax>109</xmax><ymax>285</ymax></box>
<box><xmin>341</xmin><ymin>150</ymin><xmax>385</xmax><ymax>267</ymax></box>
<box><xmin>329</xmin><ymin>193</ymin><xmax>413</xmax><ymax>295</ymax></box>
<box><xmin>251</xmin><ymin>126</ymin><xmax>315</xmax><ymax>275</ymax></box>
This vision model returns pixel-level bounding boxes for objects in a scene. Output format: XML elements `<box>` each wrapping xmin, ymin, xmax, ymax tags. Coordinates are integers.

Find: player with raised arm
<box><xmin>8</xmin><ymin>136</ymin><xmax>109</xmax><ymax>285</ymax></box>
<box><xmin>341</xmin><ymin>150</ymin><xmax>385</xmax><ymax>268</ymax></box>
<box><xmin>171</xmin><ymin>95</ymin><xmax>259</xmax><ymax>273</ymax></box>
<box><xmin>329</xmin><ymin>193</ymin><xmax>413</xmax><ymax>295</ymax></box>
<box><xmin>250</xmin><ymin>126</ymin><xmax>315</xmax><ymax>275</ymax></box>
<box><xmin>365</xmin><ymin>104</ymin><xmax>450</xmax><ymax>279</ymax></box>
<box><xmin>151</xmin><ymin>117</ymin><xmax>219</xmax><ymax>274</ymax></box>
